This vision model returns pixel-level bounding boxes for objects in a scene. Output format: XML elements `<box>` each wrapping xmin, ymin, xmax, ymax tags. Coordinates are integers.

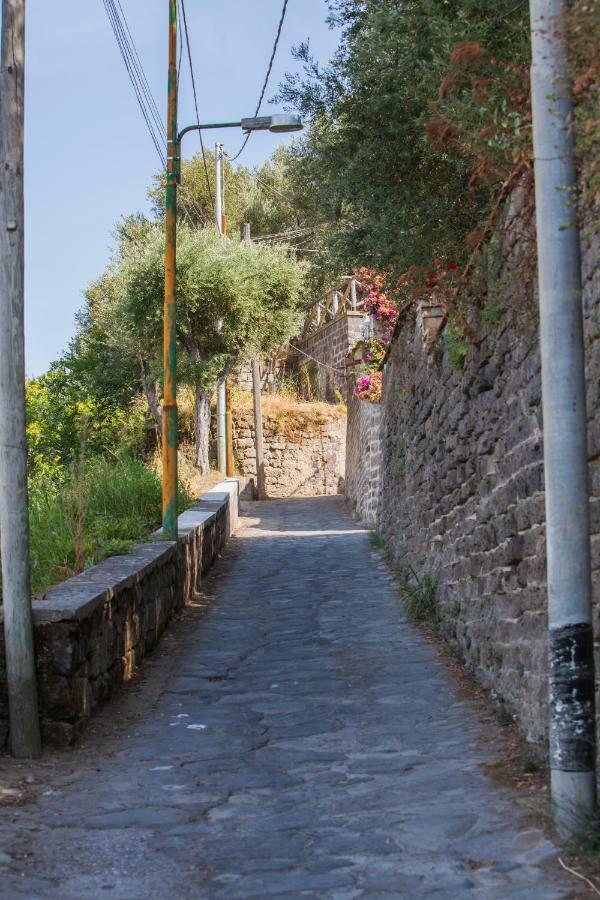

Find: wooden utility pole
<box><xmin>0</xmin><ymin>0</ymin><xmax>42</xmax><ymax>758</ymax></box>
<box><xmin>162</xmin><ymin>0</ymin><xmax>179</xmax><ymax>540</ymax></box>
<box><xmin>225</xmin><ymin>379</ymin><xmax>235</xmax><ymax>477</ymax></box>
<box><xmin>243</xmin><ymin>223</ymin><xmax>266</xmax><ymax>499</ymax></box>
<box><xmin>251</xmin><ymin>357</ymin><xmax>266</xmax><ymax>500</ymax></box>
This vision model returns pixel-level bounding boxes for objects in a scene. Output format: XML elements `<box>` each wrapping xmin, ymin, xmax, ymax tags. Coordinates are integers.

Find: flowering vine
<box><xmin>354</xmin><ymin>371</ymin><xmax>382</xmax><ymax>403</ymax></box>
<box><xmin>350</xmin><ymin>256</ymin><xmax>468</xmax><ymax>402</ymax></box>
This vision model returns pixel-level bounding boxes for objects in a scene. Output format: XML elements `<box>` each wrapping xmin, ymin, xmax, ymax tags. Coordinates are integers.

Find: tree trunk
<box><xmin>139</xmin><ymin>357</ymin><xmax>162</xmax><ymax>429</ymax></box>
<box><xmin>194</xmin><ymin>387</ymin><xmax>211</xmax><ymax>474</ymax></box>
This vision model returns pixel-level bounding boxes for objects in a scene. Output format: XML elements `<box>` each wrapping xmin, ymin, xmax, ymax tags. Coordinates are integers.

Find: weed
<box><xmin>516</xmin><ymin>660</ymin><xmax>525</xmax><ymax>676</ymax></box>
<box><xmin>444</xmin><ymin>321</ymin><xmax>469</xmax><ymax>372</ymax></box>
<box><xmin>399</xmin><ymin>566</ymin><xmax>439</xmax><ymax>622</ymax></box>
<box><xmin>333</xmin><ymin>388</ymin><xmax>347</xmax><ymax>407</ymax></box>
<box><xmin>481</xmin><ymin>291</ymin><xmax>504</xmax><ymax>330</ymax></box>
<box><xmin>370</xmin><ymin>529</ymin><xmax>386</xmax><ymax>550</ymax></box>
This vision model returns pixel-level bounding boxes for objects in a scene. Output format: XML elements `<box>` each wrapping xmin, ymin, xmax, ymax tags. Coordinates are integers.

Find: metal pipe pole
<box><xmin>162</xmin><ymin>0</ymin><xmax>178</xmax><ymax>540</ymax></box>
<box><xmin>244</xmin><ymin>223</ymin><xmax>267</xmax><ymax>499</ymax></box>
<box><xmin>530</xmin><ymin>0</ymin><xmax>596</xmax><ymax>834</ymax></box>
<box><xmin>0</xmin><ymin>0</ymin><xmax>42</xmax><ymax>758</ymax></box>
<box><xmin>215</xmin><ymin>143</ymin><xmax>226</xmax><ymax>472</ymax></box>
<box><xmin>221</xmin><ymin>155</ymin><xmax>233</xmax><ymax>473</ymax></box>
<box><xmin>214</xmin><ymin>142</ymin><xmax>223</xmax><ymax>233</ymax></box>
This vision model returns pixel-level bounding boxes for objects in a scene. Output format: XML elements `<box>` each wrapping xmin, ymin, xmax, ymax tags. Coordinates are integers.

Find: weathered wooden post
<box><xmin>0</xmin><ymin>0</ymin><xmax>42</xmax><ymax>758</ymax></box>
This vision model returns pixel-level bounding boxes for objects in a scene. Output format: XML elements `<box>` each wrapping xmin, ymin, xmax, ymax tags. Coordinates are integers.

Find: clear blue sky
<box><xmin>24</xmin><ymin>0</ymin><xmax>338</xmax><ymax>376</ymax></box>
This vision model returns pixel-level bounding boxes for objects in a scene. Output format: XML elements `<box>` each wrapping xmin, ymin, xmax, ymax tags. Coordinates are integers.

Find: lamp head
<box><xmin>241</xmin><ymin>114</ymin><xmax>303</xmax><ymax>134</ymax></box>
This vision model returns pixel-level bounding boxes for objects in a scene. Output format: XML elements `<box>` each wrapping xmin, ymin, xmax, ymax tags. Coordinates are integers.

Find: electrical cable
<box><xmin>254</xmin><ymin>173</ymin><xmax>297</xmax><ymax>208</ymax></box>
<box><xmin>114</xmin><ymin>0</ymin><xmax>166</xmax><ymax>141</ymax></box>
<box><xmin>180</xmin><ymin>0</ymin><xmax>215</xmax><ymax>215</ymax></box>
<box><xmin>104</xmin><ymin>0</ymin><xmax>165</xmax><ymax>156</ymax></box>
<box><xmin>101</xmin><ymin>0</ymin><xmax>166</xmax><ymax>166</ymax></box>
<box><xmin>177</xmin><ymin>0</ymin><xmax>183</xmax><ymax>81</ymax></box>
<box><xmin>229</xmin><ymin>0</ymin><xmax>289</xmax><ymax>163</ymax></box>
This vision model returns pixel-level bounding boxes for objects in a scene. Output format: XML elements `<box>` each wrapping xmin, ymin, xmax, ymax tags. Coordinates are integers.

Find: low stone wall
<box><xmin>234</xmin><ymin>404</ymin><xmax>346</xmax><ymax>498</ymax></box>
<box><xmin>345</xmin><ymin>392</ymin><xmax>382</xmax><ymax>526</ymax></box>
<box><xmin>0</xmin><ymin>479</ymin><xmax>242</xmax><ymax>747</ymax></box>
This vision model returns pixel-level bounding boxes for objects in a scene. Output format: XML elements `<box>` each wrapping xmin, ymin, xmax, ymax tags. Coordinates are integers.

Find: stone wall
<box><xmin>0</xmin><ymin>480</ymin><xmax>243</xmax><ymax>747</ymax></box>
<box><xmin>345</xmin><ymin>200</ymin><xmax>600</xmax><ymax>748</ymax></box>
<box><xmin>345</xmin><ymin>392</ymin><xmax>382</xmax><ymax>526</ymax></box>
<box><xmin>295</xmin><ymin>312</ymin><xmax>366</xmax><ymax>401</ymax></box>
<box><xmin>233</xmin><ymin>403</ymin><xmax>346</xmax><ymax>498</ymax></box>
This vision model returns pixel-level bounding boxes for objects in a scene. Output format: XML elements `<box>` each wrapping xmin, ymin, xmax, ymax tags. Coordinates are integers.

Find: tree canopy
<box><xmin>88</xmin><ymin>224</ymin><xmax>306</xmax><ymax>470</ymax></box>
<box><xmin>275</xmin><ymin>0</ymin><xmax>532</xmax><ymax>275</ymax></box>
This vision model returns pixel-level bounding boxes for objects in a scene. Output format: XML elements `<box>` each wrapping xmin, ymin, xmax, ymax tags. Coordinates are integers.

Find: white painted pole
<box><xmin>530</xmin><ymin>0</ymin><xmax>595</xmax><ymax>834</ymax></box>
<box><xmin>0</xmin><ymin>0</ymin><xmax>42</xmax><ymax>758</ymax></box>
<box><xmin>215</xmin><ymin>143</ymin><xmax>226</xmax><ymax>471</ymax></box>
<box><xmin>214</xmin><ymin>142</ymin><xmax>223</xmax><ymax>234</ymax></box>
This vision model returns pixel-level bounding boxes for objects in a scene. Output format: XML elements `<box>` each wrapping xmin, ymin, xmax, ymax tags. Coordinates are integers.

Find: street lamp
<box><xmin>177</xmin><ymin>113</ymin><xmax>303</xmax><ymax>143</ymax></box>
<box><xmin>161</xmin><ymin>93</ymin><xmax>303</xmax><ymax>539</ymax></box>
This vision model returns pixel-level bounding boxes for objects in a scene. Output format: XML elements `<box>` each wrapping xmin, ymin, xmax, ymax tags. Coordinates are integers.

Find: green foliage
<box><xmin>399</xmin><ymin>566</ymin><xmax>439</xmax><ymax>622</ymax></box>
<box><xmin>26</xmin><ymin>456</ymin><xmax>192</xmax><ymax>595</ymax></box>
<box><xmin>568</xmin><ymin>1</ymin><xmax>600</xmax><ymax>221</ymax></box>
<box><xmin>370</xmin><ymin>528</ymin><xmax>386</xmax><ymax>550</ymax></box>
<box><xmin>481</xmin><ymin>292</ymin><xmax>504</xmax><ymax>331</ymax></box>
<box><xmin>276</xmin><ymin>0</ymin><xmax>531</xmax><ymax>276</ymax></box>
<box><xmin>25</xmin><ymin>284</ymin><xmax>145</xmax><ymax>473</ymax></box>
<box><xmin>26</xmin><ymin>369</ymin><xmax>145</xmax><ymax>475</ymax></box>
<box><xmin>444</xmin><ymin>321</ymin><xmax>469</xmax><ymax>371</ymax></box>
<box><xmin>91</xmin><ymin>224</ymin><xmax>306</xmax><ymax>390</ymax></box>
<box><xmin>148</xmin><ymin>146</ymin><xmax>330</xmax><ymax>294</ymax></box>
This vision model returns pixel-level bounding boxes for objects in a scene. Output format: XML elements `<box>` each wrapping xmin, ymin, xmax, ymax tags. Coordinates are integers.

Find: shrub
<box><xmin>17</xmin><ymin>456</ymin><xmax>193</xmax><ymax>596</ymax></box>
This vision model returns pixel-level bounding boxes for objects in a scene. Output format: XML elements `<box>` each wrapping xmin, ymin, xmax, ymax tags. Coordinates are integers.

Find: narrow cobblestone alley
<box><xmin>0</xmin><ymin>498</ymin><xmax>583</xmax><ymax>898</ymax></box>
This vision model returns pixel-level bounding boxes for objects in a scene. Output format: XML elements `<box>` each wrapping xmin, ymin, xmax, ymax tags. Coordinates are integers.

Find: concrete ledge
<box><xmin>0</xmin><ymin>478</ymin><xmax>244</xmax><ymax>748</ymax></box>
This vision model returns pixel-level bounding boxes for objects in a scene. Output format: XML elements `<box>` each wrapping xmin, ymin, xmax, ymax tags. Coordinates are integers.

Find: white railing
<box><xmin>301</xmin><ymin>276</ymin><xmax>362</xmax><ymax>338</ymax></box>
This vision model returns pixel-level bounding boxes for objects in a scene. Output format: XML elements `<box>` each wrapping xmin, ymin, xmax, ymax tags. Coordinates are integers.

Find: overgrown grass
<box><xmin>370</xmin><ymin>529</ymin><xmax>386</xmax><ymax>550</ymax></box>
<box><xmin>399</xmin><ymin>567</ymin><xmax>439</xmax><ymax>623</ymax></box>
<box><xmin>21</xmin><ymin>456</ymin><xmax>192</xmax><ymax>596</ymax></box>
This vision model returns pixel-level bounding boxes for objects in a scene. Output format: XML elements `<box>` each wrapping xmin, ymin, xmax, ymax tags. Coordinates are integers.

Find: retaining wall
<box><xmin>295</xmin><ymin>312</ymin><xmax>366</xmax><ymax>401</ymax></box>
<box><xmin>234</xmin><ymin>405</ymin><xmax>346</xmax><ymax>498</ymax></box>
<box><xmin>345</xmin><ymin>204</ymin><xmax>600</xmax><ymax>747</ymax></box>
<box><xmin>0</xmin><ymin>479</ymin><xmax>242</xmax><ymax>748</ymax></box>
<box><xmin>345</xmin><ymin>392</ymin><xmax>382</xmax><ymax>526</ymax></box>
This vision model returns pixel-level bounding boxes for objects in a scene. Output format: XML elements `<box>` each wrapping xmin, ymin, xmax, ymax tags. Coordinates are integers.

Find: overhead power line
<box><xmin>180</xmin><ymin>0</ymin><xmax>215</xmax><ymax>216</ymax></box>
<box><xmin>229</xmin><ymin>0</ymin><xmax>289</xmax><ymax>163</ymax></box>
<box><xmin>101</xmin><ymin>0</ymin><xmax>166</xmax><ymax>167</ymax></box>
<box><xmin>114</xmin><ymin>0</ymin><xmax>165</xmax><ymax>140</ymax></box>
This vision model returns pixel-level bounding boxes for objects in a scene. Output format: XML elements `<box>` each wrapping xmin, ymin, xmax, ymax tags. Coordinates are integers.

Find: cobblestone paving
<box><xmin>0</xmin><ymin>498</ymin><xmax>583</xmax><ymax>898</ymax></box>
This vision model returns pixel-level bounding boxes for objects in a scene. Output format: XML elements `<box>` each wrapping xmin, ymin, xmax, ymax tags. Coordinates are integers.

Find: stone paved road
<box><xmin>0</xmin><ymin>497</ymin><xmax>583</xmax><ymax>898</ymax></box>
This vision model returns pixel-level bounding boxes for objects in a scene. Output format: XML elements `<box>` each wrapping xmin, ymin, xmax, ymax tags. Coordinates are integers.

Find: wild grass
<box><xmin>399</xmin><ymin>567</ymin><xmax>439</xmax><ymax>622</ymax></box>
<box><xmin>22</xmin><ymin>455</ymin><xmax>192</xmax><ymax>597</ymax></box>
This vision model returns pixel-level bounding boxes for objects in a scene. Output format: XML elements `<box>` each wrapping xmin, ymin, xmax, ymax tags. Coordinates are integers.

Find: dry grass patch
<box><xmin>232</xmin><ymin>389</ymin><xmax>346</xmax><ymax>441</ymax></box>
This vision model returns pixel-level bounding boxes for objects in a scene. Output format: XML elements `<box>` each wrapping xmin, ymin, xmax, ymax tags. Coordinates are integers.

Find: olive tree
<box><xmin>90</xmin><ymin>224</ymin><xmax>306</xmax><ymax>472</ymax></box>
